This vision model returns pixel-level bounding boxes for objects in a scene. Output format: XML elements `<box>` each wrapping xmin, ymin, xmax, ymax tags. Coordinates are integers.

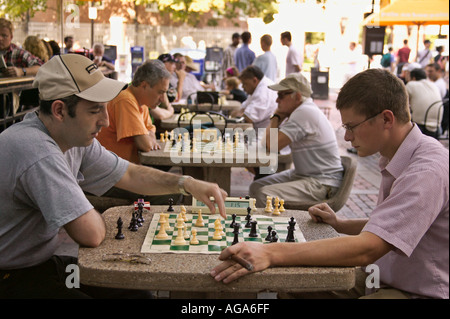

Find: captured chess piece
<box><xmin>272</xmin><ymin>196</ymin><xmax>280</xmax><ymax>216</ymax></box>
<box><xmin>115</xmin><ymin>217</ymin><xmax>125</xmax><ymax>240</ymax></box>
<box><xmin>265</xmin><ymin>196</ymin><xmax>273</xmax><ymax>213</ymax></box>
<box><xmin>128</xmin><ymin>211</ymin><xmax>139</xmax><ymax>232</ymax></box>
<box><xmin>279</xmin><ymin>199</ymin><xmax>285</xmax><ymax>212</ymax></box>
<box><xmin>167</xmin><ymin>198</ymin><xmax>174</xmax><ymax>212</ymax></box>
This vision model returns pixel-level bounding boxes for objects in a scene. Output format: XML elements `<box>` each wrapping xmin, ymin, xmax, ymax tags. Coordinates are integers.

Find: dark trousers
<box><xmin>0</xmin><ymin>256</ymin><xmax>152</xmax><ymax>299</ymax></box>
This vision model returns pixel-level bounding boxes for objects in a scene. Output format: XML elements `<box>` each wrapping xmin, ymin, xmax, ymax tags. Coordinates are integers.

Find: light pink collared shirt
<box><xmin>363</xmin><ymin>124</ymin><xmax>449</xmax><ymax>299</ymax></box>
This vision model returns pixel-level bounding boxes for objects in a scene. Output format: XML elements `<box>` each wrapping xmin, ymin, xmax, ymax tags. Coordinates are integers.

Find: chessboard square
<box><xmin>244</xmin><ymin>237</ymin><xmax>263</xmax><ymax>242</ymax></box>
<box><xmin>208</xmin><ymin>236</ymin><xmax>227</xmax><ymax>242</ymax></box>
<box><xmin>152</xmin><ymin>239</ymin><xmax>172</xmax><ymax>245</ymax></box>
<box><xmin>208</xmin><ymin>244</ymin><xmax>225</xmax><ymax>252</ymax></box>
<box><xmin>170</xmin><ymin>244</ymin><xmax>190</xmax><ymax>251</ymax></box>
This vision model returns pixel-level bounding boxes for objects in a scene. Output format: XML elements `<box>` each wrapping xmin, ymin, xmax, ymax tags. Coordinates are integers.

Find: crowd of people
<box><xmin>0</xmin><ymin>16</ymin><xmax>449</xmax><ymax>299</ymax></box>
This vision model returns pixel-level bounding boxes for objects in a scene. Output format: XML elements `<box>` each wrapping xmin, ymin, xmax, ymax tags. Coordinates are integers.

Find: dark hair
<box><xmin>281</xmin><ymin>31</ymin><xmax>292</xmax><ymax>42</ymax></box>
<box><xmin>336</xmin><ymin>69</ymin><xmax>410</xmax><ymax>124</ymax></box>
<box><xmin>426</xmin><ymin>62</ymin><xmax>442</xmax><ymax>71</ymax></box>
<box><xmin>64</xmin><ymin>36</ymin><xmax>73</xmax><ymax>42</ymax></box>
<box><xmin>39</xmin><ymin>95</ymin><xmax>81</xmax><ymax>118</ymax></box>
<box><xmin>48</xmin><ymin>40</ymin><xmax>61</xmax><ymax>55</ymax></box>
<box><xmin>239</xmin><ymin>65</ymin><xmax>264</xmax><ymax>81</ymax></box>
<box><xmin>232</xmin><ymin>32</ymin><xmax>240</xmax><ymax>39</ymax></box>
<box><xmin>241</xmin><ymin>31</ymin><xmax>251</xmax><ymax>44</ymax></box>
<box><xmin>410</xmin><ymin>68</ymin><xmax>427</xmax><ymax>81</ymax></box>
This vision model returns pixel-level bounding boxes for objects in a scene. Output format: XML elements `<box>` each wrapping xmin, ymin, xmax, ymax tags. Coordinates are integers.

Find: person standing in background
<box><xmin>281</xmin><ymin>31</ymin><xmax>303</xmax><ymax>75</ymax></box>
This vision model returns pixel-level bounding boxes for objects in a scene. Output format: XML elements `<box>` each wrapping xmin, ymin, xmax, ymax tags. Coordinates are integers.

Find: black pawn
<box><xmin>249</xmin><ymin>220</ymin><xmax>258</xmax><ymax>237</ymax></box>
<box><xmin>230</xmin><ymin>213</ymin><xmax>237</xmax><ymax>228</ymax></box>
<box><xmin>167</xmin><ymin>198</ymin><xmax>174</xmax><ymax>212</ymax></box>
<box><xmin>115</xmin><ymin>217</ymin><xmax>124</xmax><ymax>240</ymax></box>
<box><xmin>245</xmin><ymin>207</ymin><xmax>252</xmax><ymax>228</ymax></box>
<box><xmin>128</xmin><ymin>212</ymin><xmax>138</xmax><ymax>232</ymax></box>
<box><xmin>270</xmin><ymin>230</ymin><xmax>278</xmax><ymax>242</ymax></box>
<box><xmin>265</xmin><ymin>225</ymin><xmax>273</xmax><ymax>242</ymax></box>
<box><xmin>232</xmin><ymin>223</ymin><xmax>240</xmax><ymax>245</ymax></box>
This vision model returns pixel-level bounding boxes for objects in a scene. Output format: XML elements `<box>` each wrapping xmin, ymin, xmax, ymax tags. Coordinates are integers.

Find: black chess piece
<box><xmin>249</xmin><ymin>220</ymin><xmax>258</xmax><ymax>237</ymax></box>
<box><xmin>245</xmin><ymin>207</ymin><xmax>252</xmax><ymax>228</ymax></box>
<box><xmin>270</xmin><ymin>230</ymin><xmax>278</xmax><ymax>242</ymax></box>
<box><xmin>265</xmin><ymin>225</ymin><xmax>273</xmax><ymax>242</ymax></box>
<box><xmin>232</xmin><ymin>223</ymin><xmax>240</xmax><ymax>245</ymax></box>
<box><xmin>285</xmin><ymin>217</ymin><xmax>296</xmax><ymax>242</ymax></box>
<box><xmin>128</xmin><ymin>212</ymin><xmax>139</xmax><ymax>232</ymax></box>
<box><xmin>167</xmin><ymin>198</ymin><xmax>174</xmax><ymax>212</ymax></box>
<box><xmin>230</xmin><ymin>214</ymin><xmax>237</xmax><ymax>228</ymax></box>
<box><xmin>115</xmin><ymin>217</ymin><xmax>125</xmax><ymax>240</ymax></box>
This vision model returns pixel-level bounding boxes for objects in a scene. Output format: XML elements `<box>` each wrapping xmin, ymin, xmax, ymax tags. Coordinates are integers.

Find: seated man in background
<box><xmin>97</xmin><ymin>59</ymin><xmax>167</xmax><ymax>164</ymax></box>
<box><xmin>89</xmin><ymin>43</ymin><xmax>115</xmax><ymax>71</ymax></box>
<box><xmin>406</xmin><ymin>68</ymin><xmax>443</xmax><ymax>138</ymax></box>
<box><xmin>0</xmin><ymin>54</ymin><xmax>227</xmax><ymax>298</ymax></box>
<box><xmin>212</xmin><ymin>69</ymin><xmax>449</xmax><ymax>300</ymax></box>
<box><xmin>249</xmin><ymin>72</ymin><xmax>343</xmax><ymax>207</ymax></box>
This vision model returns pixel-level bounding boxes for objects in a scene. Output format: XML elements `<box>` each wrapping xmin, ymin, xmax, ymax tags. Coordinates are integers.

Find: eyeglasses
<box><xmin>277</xmin><ymin>91</ymin><xmax>294</xmax><ymax>100</ymax></box>
<box><xmin>341</xmin><ymin>111</ymin><xmax>382</xmax><ymax>133</ymax></box>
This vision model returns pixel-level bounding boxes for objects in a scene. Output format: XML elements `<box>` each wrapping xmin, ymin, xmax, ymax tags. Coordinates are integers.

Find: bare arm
<box><xmin>133</xmin><ymin>130</ymin><xmax>160</xmax><ymax>152</ymax></box>
<box><xmin>115</xmin><ymin>163</ymin><xmax>228</xmax><ymax>218</ymax></box>
<box><xmin>64</xmin><ymin>209</ymin><xmax>106</xmax><ymax>247</ymax></box>
<box><xmin>211</xmin><ymin>231</ymin><xmax>392</xmax><ymax>283</ymax></box>
<box><xmin>150</xmin><ymin>95</ymin><xmax>174</xmax><ymax>120</ymax></box>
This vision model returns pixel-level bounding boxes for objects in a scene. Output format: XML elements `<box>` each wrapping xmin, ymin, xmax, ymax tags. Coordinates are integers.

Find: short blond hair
<box><xmin>225</xmin><ymin>77</ymin><xmax>240</xmax><ymax>90</ymax></box>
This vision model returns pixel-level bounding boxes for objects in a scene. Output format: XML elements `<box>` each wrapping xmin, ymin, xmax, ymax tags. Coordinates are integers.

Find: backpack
<box><xmin>381</xmin><ymin>53</ymin><xmax>391</xmax><ymax>68</ymax></box>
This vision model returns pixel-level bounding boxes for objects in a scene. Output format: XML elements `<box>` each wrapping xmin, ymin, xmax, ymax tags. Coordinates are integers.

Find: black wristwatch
<box><xmin>22</xmin><ymin>68</ymin><xmax>27</xmax><ymax>76</ymax></box>
<box><xmin>271</xmin><ymin>113</ymin><xmax>281</xmax><ymax>121</ymax></box>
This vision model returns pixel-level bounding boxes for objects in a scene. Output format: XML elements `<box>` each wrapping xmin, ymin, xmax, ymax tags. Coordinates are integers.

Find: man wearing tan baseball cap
<box><xmin>249</xmin><ymin>72</ymin><xmax>344</xmax><ymax>208</ymax></box>
<box><xmin>0</xmin><ymin>54</ymin><xmax>227</xmax><ymax>298</ymax></box>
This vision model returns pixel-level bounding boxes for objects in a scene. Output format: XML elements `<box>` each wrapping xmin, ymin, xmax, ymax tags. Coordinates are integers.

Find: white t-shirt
<box><xmin>285</xmin><ymin>44</ymin><xmax>303</xmax><ymax>75</ymax></box>
<box><xmin>406</xmin><ymin>79</ymin><xmax>443</xmax><ymax>131</ymax></box>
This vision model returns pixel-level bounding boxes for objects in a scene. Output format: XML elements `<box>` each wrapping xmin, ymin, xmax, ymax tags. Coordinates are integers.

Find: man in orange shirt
<box><xmin>97</xmin><ymin>59</ymin><xmax>169</xmax><ymax>164</ymax></box>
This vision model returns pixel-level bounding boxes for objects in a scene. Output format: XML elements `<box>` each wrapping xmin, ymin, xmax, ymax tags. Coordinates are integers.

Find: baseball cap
<box><xmin>32</xmin><ymin>54</ymin><xmax>127</xmax><ymax>102</ymax></box>
<box><xmin>403</xmin><ymin>62</ymin><xmax>422</xmax><ymax>72</ymax></box>
<box><xmin>158</xmin><ymin>53</ymin><xmax>176</xmax><ymax>63</ymax></box>
<box><xmin>268</xmin><ymin>73</ymin><xmax>312</xmax><ymax>98</ymax></box>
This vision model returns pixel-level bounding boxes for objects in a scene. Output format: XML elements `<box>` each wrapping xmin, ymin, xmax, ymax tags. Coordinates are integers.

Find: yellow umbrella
<box><xmin>363</xmin><ymin>0</ymin><xmax>449</xmax><ymax>26</ymax></box>
<box><xmin>363</xmin><ymin>0</ymin><xmax>449</xmax><ymax>57</ymax></box>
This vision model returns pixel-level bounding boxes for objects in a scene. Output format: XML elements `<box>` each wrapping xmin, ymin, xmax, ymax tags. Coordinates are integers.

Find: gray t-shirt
<box><xmin>280</xmin><ymin>98</ymin><xmax>343</xmax><ymax>187</ymax></box>
<box><xmin>0</xmin><ymin>112</ymin><xmax>129</xmax><ymax>269</ymax></box>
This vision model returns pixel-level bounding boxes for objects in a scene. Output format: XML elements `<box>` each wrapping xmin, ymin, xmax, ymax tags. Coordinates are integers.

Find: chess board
<box><xmin>140</xmin><ymin>212</ymin><xmax>306</xmax><ymax>254</ymax></box>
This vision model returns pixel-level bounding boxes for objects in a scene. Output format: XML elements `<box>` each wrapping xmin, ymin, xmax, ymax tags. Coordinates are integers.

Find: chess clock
<box><xmin>191</xmin><ymin>196</ymin><xmax>256</xmax><ymax>215</ymax></box>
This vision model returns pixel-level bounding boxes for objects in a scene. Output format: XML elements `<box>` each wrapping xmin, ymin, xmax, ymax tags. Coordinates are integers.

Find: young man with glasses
<box><xmin>211</xmin><ymin>69</ymin><xmax>449</xmax><ymax>299</ymax></box>
<box><xmin>248</xmin><ymin>72</ymin><xmax>343</xmax><ymax>208</ymax></box>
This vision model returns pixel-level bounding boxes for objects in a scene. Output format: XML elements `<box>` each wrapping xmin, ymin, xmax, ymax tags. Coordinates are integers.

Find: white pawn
<box><xmin>190</xmin><ymin>229</ymin><xmax>199</xmax><ymax>245</ymax></box>
<box><xmin>265</xmin><ymin>196</ymin><xmax>273</xmax><ymax>213</ymax></box>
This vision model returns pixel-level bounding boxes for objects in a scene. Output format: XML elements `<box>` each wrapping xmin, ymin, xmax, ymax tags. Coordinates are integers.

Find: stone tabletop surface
<box><xmin>78</xmin><ymin>205</ymin><xmax>355</xmax><ymax>293</ymax></box>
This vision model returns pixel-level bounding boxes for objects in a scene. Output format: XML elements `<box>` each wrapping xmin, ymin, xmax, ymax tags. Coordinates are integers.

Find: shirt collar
<box><xmin>380</xmin><ymin>123</ymin><xmax>422</xmax><ymax>178</ymax></box>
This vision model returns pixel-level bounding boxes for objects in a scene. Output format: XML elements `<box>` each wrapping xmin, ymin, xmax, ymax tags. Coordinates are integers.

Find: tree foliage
<box><xmin>0</xmin><ymin>0</ymin><xmax>48</xmax><ymax>20</ymax></box>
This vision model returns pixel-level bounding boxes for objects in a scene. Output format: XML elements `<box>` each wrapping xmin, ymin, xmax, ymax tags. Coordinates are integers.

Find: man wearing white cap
<box><xmin>0</xmin><ymin>54</ymin><xmax>227</xmax><ymax>298</ymax></box>
<box><xmin>249</xmin><ymin>73</ymin><xmax>343</xmax><ymax>207</ymax></box>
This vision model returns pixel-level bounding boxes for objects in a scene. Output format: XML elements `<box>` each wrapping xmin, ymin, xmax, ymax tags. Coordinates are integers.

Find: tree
<box><xmin>0</xmin><ymin>0</ymin><xmax>47</xmax><ymax>20</ymax></box>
